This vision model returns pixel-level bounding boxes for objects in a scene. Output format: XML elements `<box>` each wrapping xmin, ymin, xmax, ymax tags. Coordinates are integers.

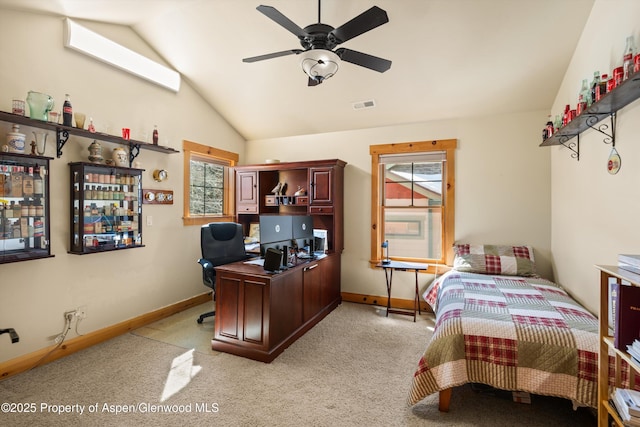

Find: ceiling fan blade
<box><xmin>308</xmin><ymin>76</ymin><xmax>322</xmax><ymax>86</ymax></box>
<box><xmin>330</xmin><ymin>6</ymin><xmax>389</xmax><ymax>44</ymax></box>
<box><xmin>257</xmin><ymin>5</ymin><xmax>308</xmax><ymax>38</ymax></box>
<box><xmin>335</xmin><ymin>48</ymin><xmax>391</xmax><ymax>73</ymax></box>
<box><xmin>243</xmin><ymin>49</ymin><xmax>303</xmax><ymax>63</ymax></box>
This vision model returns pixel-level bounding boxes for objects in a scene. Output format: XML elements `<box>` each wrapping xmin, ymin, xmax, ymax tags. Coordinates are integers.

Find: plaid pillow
<box><xmin>452</xmin><ymin>244</ymin><xmax>538</xmax><ymax>277</ymax></box>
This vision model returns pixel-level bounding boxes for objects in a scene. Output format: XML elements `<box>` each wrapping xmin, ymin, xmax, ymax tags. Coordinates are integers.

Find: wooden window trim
<box><xmin>182</xmin><ymin>140</ymin><xmax>238</xmax><ymax>226</ymax></box>
<box><xmin>369</xmin><ymin>139</ymin><xmax>456</xmax><ymax>268</ymax></box>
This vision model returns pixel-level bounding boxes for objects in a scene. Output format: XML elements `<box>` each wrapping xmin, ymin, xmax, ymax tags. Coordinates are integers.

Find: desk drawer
<box><xmin>237</xmin><ymin>204</ymin><xmax>258</xmax><ymax>214</ymax></box>
<box><xmin>309</xmin><ymin>206</ymin><xmax>333</xmax><ymax>214</ymax></box>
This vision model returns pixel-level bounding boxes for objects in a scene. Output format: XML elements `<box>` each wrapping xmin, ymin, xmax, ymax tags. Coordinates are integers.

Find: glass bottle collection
<box><xmin>542</xmin><ymin>35</ymin><xmax>640</xmax><ymax>141</ymax></box>
<box><xmin>71</xmin><ymin>166</ymin><xmax>141</xmax><ymax>252</ymax></box>
<box><xmin>0</xmin><ymin>163</ymin><xmax>46</xmax><ymax>245</ymax></box>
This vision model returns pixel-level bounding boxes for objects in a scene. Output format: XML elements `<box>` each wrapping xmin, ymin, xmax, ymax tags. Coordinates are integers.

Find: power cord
<box><xmin>27</xmin><ymin>312</ymin><xmax>74</xmax><ymax>373</ymax></box>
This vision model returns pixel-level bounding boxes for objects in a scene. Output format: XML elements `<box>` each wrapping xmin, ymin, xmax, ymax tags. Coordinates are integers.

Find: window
<box><xmin>370</xmin><ymin>140</ymin><xmax>456</xmax><ymax>267</ymax></box>
<box><xmin>182</xmin><ymin>140</ymin><xmax>238</xmax><ymax>226</ymax></box>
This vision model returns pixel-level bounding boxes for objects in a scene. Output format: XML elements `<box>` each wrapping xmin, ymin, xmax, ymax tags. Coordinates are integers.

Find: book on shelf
<box><xmin>614</xmin><ymin>283</ymin><xmax>640</xmax><ymax>351</ymax></box>
<box><xmin>619</xmin><ymin>254</ymin><xmax>640</xmax><ymax>276</ymax></box>
<box><xmin>612</xmin><ymin>388</ymin><xmax>640</xmax><ymax>425</ymax></box>
<box><xmin>628</xmin><ymin>341</ymin><xmax>640</xmax><ymax>365</ymax></box>
<box><xmin>619</xmin><ymin>254</ymin><xmax>640</xmax><ymax>268</ymax></box>
<box><xmin>621</xmin><ymin>388</ymin><xmax>640</xmax><ymax>418</ymax></box>
<box><xmin>612</xmin><ymin>389</ymin><xmax>631</xmax><ymax>422</ymax></box>
<box><xmin>610</xmin><ymin>278</ymin><xmax>619</xmax><ymax>335</ymax></box>
<box><xmin>619</xmin><ymin>262</ymin><xmax>640</xmax><ymax>275</ymax></box>
<box><xmin>628</xmin><ymin>346</ymin><xmax>640</xmax><ymax>364</ymax></box>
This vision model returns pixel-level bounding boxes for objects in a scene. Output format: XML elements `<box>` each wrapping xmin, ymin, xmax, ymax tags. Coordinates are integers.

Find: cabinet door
<box><xmin>0</xmin><ymin>154</ymin><xmax>52</xmax><ymax>264</ymax></box>
<box><xmin>303</xmin><ymin>262</ymin><xmax>323</xmax><ymax>322</ymax></box>
<box><xmin>69</xmin><ymin>163</ymin><xmax>143</xmax><ymax>254</ymax></box>
<box><xmin>236</xmin><ymin>170</ymin><xmax>258</xmax><ymax>213</ymax></box>
<box><xmin>309</xmin><ymin>167</ymin><xmax>333</xmax><ymax>205</ymax></box>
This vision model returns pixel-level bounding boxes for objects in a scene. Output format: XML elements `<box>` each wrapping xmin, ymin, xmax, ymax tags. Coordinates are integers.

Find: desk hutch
<box><xmin>212</xmin><ymin>159</ymin><xmax>345</xmax><ymax>361</ymax></box>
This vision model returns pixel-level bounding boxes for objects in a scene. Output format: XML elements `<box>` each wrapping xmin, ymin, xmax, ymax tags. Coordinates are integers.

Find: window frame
<box><xmin>182</xmin><ymin>140</ymin><xmax>238</xmax><ymax>226</ymax></box>
<box><xmin>370</xmin><ymin>139</ymin><xmax>456</xmax><ymax>268</ymax></box>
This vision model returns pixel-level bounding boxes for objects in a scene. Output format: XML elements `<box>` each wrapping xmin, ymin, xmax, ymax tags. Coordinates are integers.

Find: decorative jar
<box><xmin>112</xmin><ymin>147</ymin><xmax>129</xmax><ymax>167</ymax></box>
<box><xmin>6</xmin><ymin>124</ymin><xmax>26</xmax><ymax>153</ymax></box>
<box><xmin>88</xmin><ymin>140</ymin><xmax>104</xmax><ymax>163</ymax></box>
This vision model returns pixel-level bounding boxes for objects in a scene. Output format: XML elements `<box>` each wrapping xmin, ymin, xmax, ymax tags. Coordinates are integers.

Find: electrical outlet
<box><xmin>64</xmin><ymin>310</ymin><xmax>77</xmax><ymax>321</ymax></box>
<box><xmin>76</xmin><ymin>305</ymin><xmax>87</xmax><ymax>319</ymax></box>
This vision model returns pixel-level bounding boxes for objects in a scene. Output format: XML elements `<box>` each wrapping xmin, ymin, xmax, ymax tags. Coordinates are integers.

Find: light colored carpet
<box><xmin>0</xmin><ymin>302</ymin><xmax>595</xmax><ymax>426</ymax></box>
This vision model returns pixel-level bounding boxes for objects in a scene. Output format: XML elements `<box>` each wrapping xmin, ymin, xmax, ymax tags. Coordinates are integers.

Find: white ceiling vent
<box><xmin>352</xmin><ymin>99</ymin><xmax>376</xmax><ymax>110</ymax></box>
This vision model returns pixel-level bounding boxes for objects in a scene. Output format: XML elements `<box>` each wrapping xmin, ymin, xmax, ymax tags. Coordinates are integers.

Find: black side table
<box><xmin>376</xmin><ymin>261</ymin><xmax>428</xmax><ymax>322</ymax></box>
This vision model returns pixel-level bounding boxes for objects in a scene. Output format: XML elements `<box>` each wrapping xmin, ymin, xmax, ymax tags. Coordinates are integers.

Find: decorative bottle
<box><xmin>152</xmin><ymin>125</ymin><xmax>158</xmax><ymax>145</ymax></box>
<box><xmin>562</xmin><ymin>104</ymin><xmax>570</xmax><ymax>126</ymax></box>
<box><xmin>577</xmin><ymin>79</ymin><xmax>589</xmax><ymax>115</ymax></box>
<box><xmin>589</xmin><ymin>71</ymin><xmax>600</xmax><ymax>106</ymax></box>
<box><xmin>596</xmin><ymin>73</ymin><xmax>608</xmax><ymax>102</ymax></box>
<box><xmin>33</xmin><ymin>165</ymin><xmax>43</xmax><ymax>196</ymax></box>
<box><xmin>623</xmin><ymin>35</ymin><xmax>636</xmax><ymax>81</ymax></box>
<box><xmin>63</xmin><ymin>94</ymin><xmax>73</xmax><ymax>127</ymax></box>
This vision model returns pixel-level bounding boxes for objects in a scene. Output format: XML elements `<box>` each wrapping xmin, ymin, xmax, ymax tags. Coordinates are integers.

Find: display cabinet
<box><xmin>69</xmin><ymin>162</ymin><xmax>144</xmax><ymax>254</ymax></box>
<box><xmin>0</xmin><ymin>153</ymin><xmax>53</xmax><ymax>263</ymax></box>
<box><xmin>596</xmin><ymin>265</ymin><xmax>640</xmax><ymax>427</ymax></box>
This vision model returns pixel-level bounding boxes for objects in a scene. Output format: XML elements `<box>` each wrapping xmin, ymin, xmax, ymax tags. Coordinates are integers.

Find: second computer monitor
<box><xmin>292</xmin><ymin>215</ymin><xmax>314</xmax><ymax>240</ymax></box>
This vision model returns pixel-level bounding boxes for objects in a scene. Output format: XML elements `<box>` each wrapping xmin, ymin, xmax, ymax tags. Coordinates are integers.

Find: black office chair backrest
<box><xmin>201</xmin><ymin>222</ymin><xmax>247</xmax><ymax>267</ymax></box>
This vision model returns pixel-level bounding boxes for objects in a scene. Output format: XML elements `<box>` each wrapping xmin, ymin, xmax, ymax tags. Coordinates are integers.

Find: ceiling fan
<box><xmin>242</xmin><ymin>1</ymin><xmax>392</xmax><ymax>86</ymax></box>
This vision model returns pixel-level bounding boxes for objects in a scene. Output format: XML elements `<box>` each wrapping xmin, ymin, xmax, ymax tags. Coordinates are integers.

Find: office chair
<box><xmin>197</xmin><ymin>222</ymin><xmax>250</xmax><ymax>324</ymax></box>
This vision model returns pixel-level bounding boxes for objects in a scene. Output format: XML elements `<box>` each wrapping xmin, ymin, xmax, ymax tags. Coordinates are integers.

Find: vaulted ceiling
<box><xmin>0</xmin><ymin>0</ymin><xmax>595</xmax><ymax>140</ymax></box>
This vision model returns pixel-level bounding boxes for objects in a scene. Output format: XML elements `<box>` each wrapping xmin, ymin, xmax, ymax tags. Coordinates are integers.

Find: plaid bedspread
<box><xmin>408</xmin><ymin>271</ymin><xmax>600</xmax><ymax>407</ymax></box>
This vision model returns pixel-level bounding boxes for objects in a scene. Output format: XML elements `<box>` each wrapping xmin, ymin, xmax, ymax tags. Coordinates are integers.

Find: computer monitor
<box><xmin>259</xmin><ymin>215</ymin><xmax>293</xmax><ymax>244</ymax></box>
<box><xmin>292</xmin><ymin>215</ymin><xmax>314</xmax><ymax>240</ymax></box>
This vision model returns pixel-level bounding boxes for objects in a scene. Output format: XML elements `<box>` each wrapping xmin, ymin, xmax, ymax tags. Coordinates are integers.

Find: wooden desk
<box><xmin>376</xmin><ymin>261</ymin><xmax>428</xmax><ymax>322</ymax></box>
<box><xmin>212</xmin><ymin>253</ymin><xmax>340</xmax><ymax>362</ymax></box>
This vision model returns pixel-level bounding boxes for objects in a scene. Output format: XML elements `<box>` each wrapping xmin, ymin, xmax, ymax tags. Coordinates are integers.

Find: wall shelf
<box><xmin>540</xmin><ymin>70</ymin><xmax>640</xmax><ymax>159</ymax></box>
<box><xmin>0</xmin><ymin>111</ymin><xmax>179</xmax><ymax>164</ymax></box>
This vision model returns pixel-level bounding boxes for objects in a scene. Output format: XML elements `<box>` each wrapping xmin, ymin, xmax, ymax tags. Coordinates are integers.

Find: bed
<box><xmin>408</xmin><ymin>244</ymin><xmax>604</xmax><ymax>411</ymax></box>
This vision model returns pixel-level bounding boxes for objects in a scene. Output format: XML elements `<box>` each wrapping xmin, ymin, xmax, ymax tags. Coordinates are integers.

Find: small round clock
<box><xmin>153</xmin><ymin>169</ymin><xmax>168</xmax><ymax>182</ymax></box>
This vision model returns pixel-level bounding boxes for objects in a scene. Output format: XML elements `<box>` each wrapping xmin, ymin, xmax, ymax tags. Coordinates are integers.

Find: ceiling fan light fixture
<box><xmin>301</xmin><ymin>49</ymin><xmax>339</xmax><ymax>83</ymax></box>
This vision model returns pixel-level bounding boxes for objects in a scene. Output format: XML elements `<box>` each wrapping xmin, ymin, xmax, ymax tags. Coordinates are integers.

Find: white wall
<box><xmin>1</xmin><ymin>6</ymin><xmax>560</xmax><ymax>363</ymax></box>
<box><xmin>246</xmin><ymin>109</ymin><xmax>552</xmax><ymax>300</ymax></box>
<box><xmin>0</xmin><ymin>10</ymin><xmax>245</xmax><ymax>362</ymax></box>
<box><xmin>549</xmin><ymin>0</ymin><xmax>640</xmax><ymax>314</ymax></box>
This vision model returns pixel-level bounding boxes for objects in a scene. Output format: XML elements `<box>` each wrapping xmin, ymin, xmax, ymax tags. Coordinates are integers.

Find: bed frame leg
<box><xmin>439</xmin><ymin>388</ymin><xmax>452</xmax><ymax>412</ymax></box>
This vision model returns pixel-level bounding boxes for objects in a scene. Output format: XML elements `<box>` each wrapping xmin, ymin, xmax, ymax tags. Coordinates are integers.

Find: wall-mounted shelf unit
<box><xmin>0</xmin><ymin>111</ymin><xmax>179</xmax><ymax>165</ymax></box>
<box><xmin>69</xmin><ymin>162</ymin><xmax>144</xmax><ymax>254</ymax></box>
<box><xmin>0</xmin><ymin>152</ymin><xmax>54</xmax><ymax>264</ymax></box>
<box><xmin>540</xmin><ymin>71</ymin><xmax>640</xmax><ymax>160</ymax></box>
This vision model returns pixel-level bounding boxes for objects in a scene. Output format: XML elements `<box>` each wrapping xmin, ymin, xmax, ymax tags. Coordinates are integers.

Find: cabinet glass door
<box><xmin>70</xmin><ymin>162</ymin><xmax>143</xmax><ymax>254</ymax></box>
<box><xmin>0</xmin><ymin>153</ymin><xmax>52</xmax><ymax>263</ymax></box>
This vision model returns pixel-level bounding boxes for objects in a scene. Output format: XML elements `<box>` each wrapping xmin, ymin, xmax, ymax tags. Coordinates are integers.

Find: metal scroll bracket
<box><xmin>559</xmin><ymin>133</ymin><xmax>580</xmax><ymax>161</ymax></box>
<box><xmin>56</xmin><ymin>128</ymin><xmax>70</xmax><ymax>158</ymax></box>
<box><xmin>586</xmin><ymin>111</ymin><xmax>616</xmax><ymax>147</ymax></box>
<box><xmin>129</xmin><ymin>143</ymin><xmax>141</xmax><ymax>167</ymax></box>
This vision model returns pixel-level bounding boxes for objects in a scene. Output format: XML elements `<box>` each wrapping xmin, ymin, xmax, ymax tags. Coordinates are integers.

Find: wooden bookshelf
<box><xmin>596</xmin><ymin>265</ymin><xmax>640</xmax><ymax>426</ymax></box>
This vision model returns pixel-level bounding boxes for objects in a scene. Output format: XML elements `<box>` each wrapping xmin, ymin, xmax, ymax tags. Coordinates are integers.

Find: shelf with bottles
<box><xmin>0</xmin><ymin>110</ymin><xmax>179</xmax><ymax>162</ymax></box>
<box><xmin>69</xmin><ymin>162</ymin><xmax>143</xmax><ymax>254</ymax></box>
<box><xmin>540</xmin><ymin>69</ymin><xmax>640</xmax><ymax>150</ymax></box>
<box><xmin>541</xmin><ymin>35</ymin><xmax>640</xmax><ymax>160</ymax></box>
<box><xmin>0</xmin><ymin>152</ymin><xmax>53</xmax><ymax>263</ymax></box>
